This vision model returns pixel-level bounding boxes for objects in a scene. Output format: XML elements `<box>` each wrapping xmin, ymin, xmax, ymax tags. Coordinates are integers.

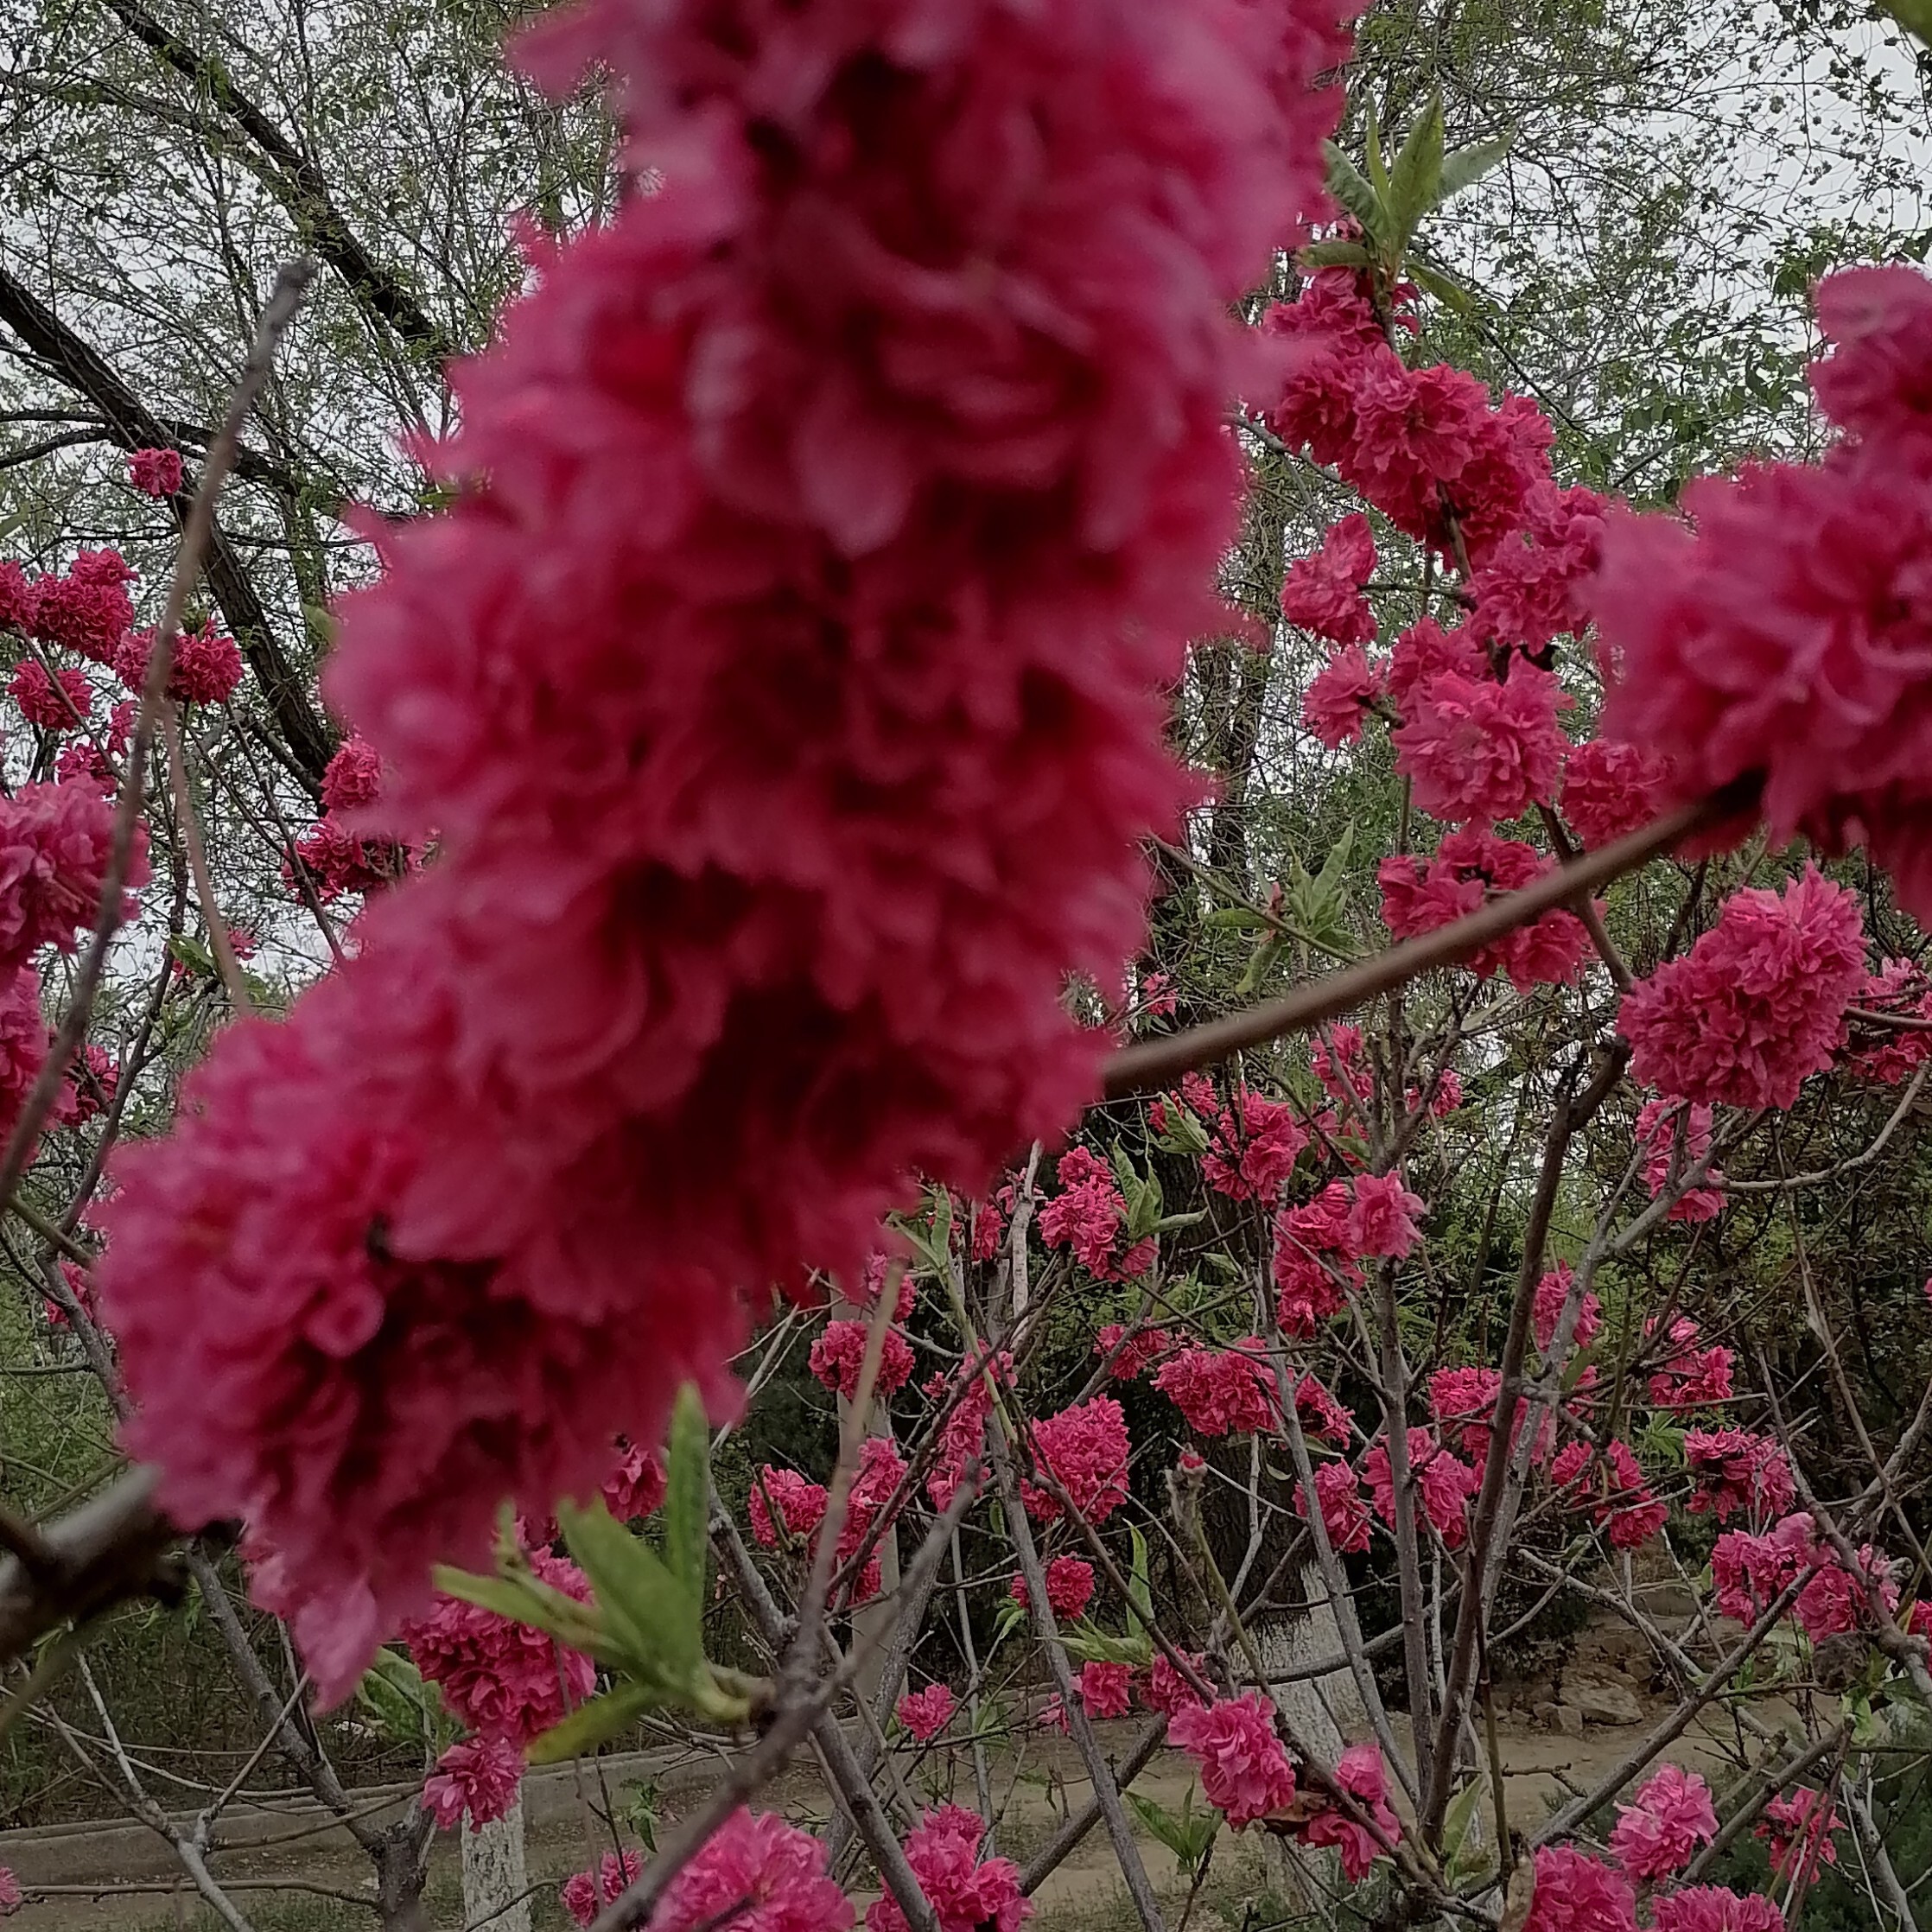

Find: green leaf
<box><xmin>662</xmin><ymin>1383</ymin><xmax>710</xmax><ymax>1604</ymax></box>
<box><xmin>1878</xmin><ymin>0</ymin><xmax>1932</xmax><ymax>47</ymax></box>
<box><xmin>1406</xmin><ymin>258</ymin><xmax>1476</xmax><ymax>315</ymax></box>
<box><xmin>1235</xmin><ymin>934</ymin><xmax>1286</xmax><ymax>998</ymax></box>
<box><xmin>1441</xmin><ymin>1774</ymin><xmax>1488</xmax><ymax>1879</ymax></box>
<box><xmin>1152</xmin><ymin>1210</ymin><xmax>1206</xmax><ymax>1235</ymax></box>
<box><xmin>1127</xmin><ymin>1528</ymin><xmax>1154</xmax><ymax>1631</ymax></box>
<box><xmin>1059</xmin><ymin>1624</ymin><xmax>1153</xmax><ymax>1668</ymax></box>
<box><xmin>1388</xmin><ymin>91</ymin><xmax>1446</xmax><ymax>247</ymax></box>
<box><xmin>1295</xmin><ymin>238</ymin><xmax>1373</xmax><ymax>271</ymax></box>
<box><xmin>1109</xmin><ymin>1141</ymin><xmax>1140</xmax><ymax>1197</ymax></box>
<box><xmin>1363</xmin><ymin>99</ymin><xmax>1388</xmax><ymax>199</ymax></box>
<box><xmin>1322</xmin><ymin>142</ymin><xmax>1387</xmax><ymax>244</ymax></box>
<box><xmin>556</xmin><ymin>1501</ymin><xmax>703</xmax><ymax>1681</ymax></box>
<box><xmin>356</xmin><ymin>1649</ymin><xmax>445</xmax><ymax>1748</ymax></box>
<box><xmin>526</xmin><ymin>1682</ymin><xmax>658</xmax><ymax>1764</ymax></box>
<box><xmin>168</xmin><ymin>934</ymin><xmax>216</xmax><ymax>977</ymax></box>
<box><xmin>1437</xmin><ymin>134</ymin><xmax>1513</xmax><ymax>205</ymax></box>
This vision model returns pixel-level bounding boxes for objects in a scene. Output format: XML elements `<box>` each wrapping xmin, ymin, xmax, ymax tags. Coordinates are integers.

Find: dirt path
<box><xmin>2</xmin><ymin>1682</ymin><xmax>1779</xmax><ymax>1932</ymax></box>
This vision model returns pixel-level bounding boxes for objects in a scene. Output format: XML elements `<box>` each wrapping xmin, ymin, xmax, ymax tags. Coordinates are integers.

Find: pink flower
<box><xmin>1652</xmin><ymin>1887</ymin><xmax>1786</xmax><ymax>1932</ymax></box>
<box><xmin>836</xmin><ymin>1437</ymin><xmax>906</xmax><ymax>1605</ymax></box>
<box><xmin>1153</xmin><ymin>1343</ymin><xmax>1280</xmax><ymax>1437</ymax></box>
<box><xmin>1301</xmin><ymin>643</ymin><xmax>1388</xmax><ymax>748</ymax></box>
<box><xmin>1202</xmin><ymin>1088</ymin><xmax>1308</xmax><ymax>1204</ymax></box>
<box><xmin>1141</xmin><ymin>1651</ymin><xmax>1209</xmax><ymax>1716</ymax></box>
<box><xmin>114</xmin><ymin>622</ymin><xmax>243</xmax><ymax>706</ymax></box>
<box><xmin>1345</xmin><ymin>1170</ymin><xmax>1424</xmax><ymax>1259</ymax></box>
<box><xmin>561</xmin><ymin>1850</ymin><xmax>644</xmax><ymax>1929</ymax></box>
<box><xmin>1093</xmin><ymin>1324</ymin><xmax>1175</xmax><ymax>1382</ymax></box>
<box><xmin>897</xmin><ymin>1684</ymin><xmax>956</xmax><ymax>1743</ymax></box>
<box><xmin>1076</xmin><ymin>1660</ymin><xmax>1134</xmax><ymax>1719</ymax></box>
<box><xmin>651</xmin><ymin>1808</ymin><xmax>850</xmax><ymax>1932</ymax></box>
<box><xmin>1592</xmin><ymin>266</ymin><xmax>1932</xmax><ymax>924</ymax></box>
<box><xmin>1363</xmin><ymin>1431</ymin><xmax>1479</xmax><ymax>1548</ymax></box>
<box><xmin>0</xmin><ymin>779</ymin><xmax>147</xmax><ymax>972</ymax></box>
<box><xmin>32</xmin><ymin>552</ymin><xmax>132</xmax><ymax>664</ymax></box>
<box><xmin>1634</xmin><ymin>1100</ymin><xmax>1725</xmax><ymax>1222</ymax></box>
<box><xmin>1138</xmin><ymin>972</ymin><xmax>1178</xmax><ymax>1019</ymax></box>
<box><xmin>601</xmin><ymin>1439</ymin><xmax>667</xmax><ymax>1521</ymax></box>
<box><xmin>1299</xmin><ymin>1741</ymin><xmax>1401</xmax><ymax>1881</ymax></box>
<box><xmin>866</xmin><ymin>1806</ymin><xmax>1029</xmax><ymax>1932</ymax></box>
<box><xmin>283</xmin><ymin>817</ymin><xmax>404</xmax><ymax>900</ymax></box>
<box><xmin>423</xmin><ymin>1733</ymin><xmax>524</xmax><ymax>1830</ymax></box>
<box><xmin>322</xmin><ymin>735</ymin><xmax>384</xmax><ymax>814</ymax></box>
<box><xmin>10</xmin><ymin>661</ymin><xmax>92</xmax><ymax>733</ymax></box>
<box><xmin>1379</xmin><ymin>829</ymin><xmax>1592</xmax><ymax>994</ymax></box>
<box><xmin>1644</xmin><ymin>1317</ymin><xmax>1734</xmax><ymax>1411</ymax></box>
<box><xmin>1757</xmin><ymin>1789</ymin><xmax>1840</xmax><ymax>1884</ymax></box>
<box><xmin>1387</xmin><ymin>616</ymin><xmax>1489</xmax><ymax>705</ymax></box>
<box><xmin>1466</xmin><ymin>483</ymin><xmax>1607</xmax><ymax>653</ymax></box>
<box><xmin>1610</xmin><ymin>1764</ymin><xmax>1718</xmax><ymax>1881</ymax></box>
<box><xmin>0</xmin><ymin>1868</ymin><xmax>18</xmax><ymax>1916</ymax></box>
<box><xmin>1167</xmin><ymin>1692</ymin><xmax>1297</xmax><ymax>1828</ymax></box>
<box><xmin>749</xmin><ymin>1468</ymin><xmax>829</xmax><ymax>1548</ymax></box>
<box><xmin>1562</xmin><ymin>739</ymin><xmax>1671</xmax><ymax>849</ymax></box>
<box><xmin>1281</xmin><ymin>514</ymin><xmax>1378</xmax><ymax>645</ymax></box>
<box><xmin>1293</xmin><ymin>1373</ymin><xmax>1352</xmax><ymax>1446</ymax></box>
<box><xmin>0</xmin><ymin>562</ymin><xmax>39</xmax><ymax>633</ymax></box>
<box><xmin>1009</xmin><ymin>1556</ymin><xmax>1095</xmax><ymax>1624</ymax></box>
<box><xmin>1019</xmin><ymin>1397</ymin><xmax>1130</xmax><ymax>1524</ymax></box>
<box><xmin>1620</xmin><ymin>867</ymin><xmax>1867</xmax><ymax>1109</ymax></box>
<box><xmin>1683</xmin><ymin>1430</ymin><xmax>1794</xmax><ymax>1525</ymax></box>
<box><xmin>1296</xmin><ymin>1460</ymin><xmax>1371</xmax><ymax>1553</ymax></box>
<box><xmin>1523</xmin><ymin>1847</ymin><xmax>1638</xmax><ymax>1932</ymax></box>
<box><xmin>809</xmin><ymin>1319</ymin><xmax>916</xmax><ymax>1401</ymax></box>
<box><xmin>1311</xmin><ymin>1025</ymin><xmax>1371</xmax><ymax>1106</ymax></box>
<box><xmin>1550</xmin><ymin>1439</ymin><xmax>1667</xmax><ymax>1548</ymax></box>
<box><xmin>1391</xmin><ymin>666</ymin><xmax>1570</xmax><ymax>823</ymax></box>
<box><xmin>127</xmin><ymin>447</ymin><xmax>185</xmax><ymax>498</ymax></box>
<box><xmin>403</xmin><ymin>1552</ymin><xmax>595</xmax><ymax>1745</ymax></box>
<box><xmin>1428</xmin><ymin>1365</ymin><xmax>1505</xmax><ymax>1461</ymax></box>
<box><xmin>102</xmin><ymin>0</ymin><xmax>1364</xmax><ymax>1691</ymax></box>
<box><xmin>1713</xmin><ymin>1515</ymin><xmax>1818</xmax><ymax>1624</ymax></box>
<box><xmin>1533</xmin><ymin>1262</ymin><xmax>1601</xmax><ymax>1354</ymax></box>
<box><xmin>55</xmin><ymin>698</ymin><xmax>131</xmax><ymax>793</ymax></box>
<box><xmin>1038</xmin><ymin>1147</ymin><xmax>1155</xmax><ymax>1281</ymax></box>
<box><xmin>924</xmin><ymin>1355</ymin><xmax>1006</xmax><ymax>1513</ymax></box>
<box><xmin>1795</xmin><ymin>1541</ymin><xmax>1899</xmax><ymax>1643</ymax></box>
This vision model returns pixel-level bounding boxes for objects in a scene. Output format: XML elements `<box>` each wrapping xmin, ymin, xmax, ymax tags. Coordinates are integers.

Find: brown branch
<box><xmin>1103</xmin><ymin>785</ymin><xmax>1752</xmax><ymax>1096</ymax></box>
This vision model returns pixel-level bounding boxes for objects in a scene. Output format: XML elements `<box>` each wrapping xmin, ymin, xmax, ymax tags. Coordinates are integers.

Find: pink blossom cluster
<box><xmin>1643</xmin><ymin>1317</ymin><xmax>1735</xmax><ymax>1411</ymax></box>
<box><xmin>1592</xmin><ymin>265</ymin><xmax>1932</xmax><ymax>922</ymax></box>
<box><xmin>1010</xmin><ymin>1557</ymin><xmax>1095</xmax><ymax>1623</ymax></box>
<box><xmin>895</xmin><ymin>1684</ymin><xmax>955</xmax><ymax>1743</ymax></box>
<box><xmin>1379</xmin><ymin>827</ymin><xmax>1593</xmax><ymax>995</ymax></box>
<box><xmin>1281</xmin><ymin>513</ymin><xmax>1377</xmax><ymax>645</ymax></box>
<box><xmin>126</xmin><ymin>447</ymin><xmax>185</xmax><ymax>498</ymax></box>
<box><xmin>1141</xmin><ymin>1651</ymin><xmax>1209</xmax><ymax>1716</ymax></box>
<box><xmin>601</xmin><ymin>1439</ymin><xmax>667</xmax><ymax>1521</ymax></box>
<box><xmin>1533</xmin><ymin>1262</ymin><xmax>1602</xmax><ymax>1354</ymax></box>
<box><xmin>1194</xmin><ymin>1077</ymin><xmax>1310</xmax><ymax>1204</ymax></box>
<box><xmin>401</xmin><ymin>1551</ymin><xmax>595</xmax><ymax>1745</ymax></box>
<box><xmin>1272</xmin><ymin>1180</ymin><xmax>1358</xmax><ymax>1335</ymax></box>
<box><xmin>1682</xmin><ymin>1430</ymin><xmax>1794</xmax><ymax>1524</ymax></box>
<box><xmin>1713</xmin><ymin>1513</ymin><xmax>1899</xmax><ymax>1642</ymax></box>
<box><xmin>1652</xmin><ymin>1888</ymin><xmax>1786</xmax><ymax>1932</ymax></box>
<box><xmin>1296</xmin><ymin>1459</ymin><xmax>1371</xmax><ymax>1552</ymax></box>
<box><xmin>114</xmin><ymin>621</ymin><xmax>243</xmax><ymax>707</ymax></box>
<box><xmin>1076</xmin><ymin>1659</ymin><xmax>1134</xmax><ymax>1719</ymax></box>
<box><xmin>561</xmin><ymin>1850</ymin><xmax>644</xmax><ymax>1929</ymax></box>
<box><xmin>1364</xmin><ymin>1429</ymin><xmax>1480</xmax><ymax>1548</ymax></box>
<box><xmin>1561</xmin><ymin>739</ymin><xmax>1672</xmax><ymax>850</ymax></box>
<box><xmin>1523</xmin><ymin>1846</ymin><xmax>1637</xmax><ymax>1932</ymax></box>
<box><xmin>1621</xmin><ymin>867</ymin><xmax>1866</xmax><ymax>1110</ymax></box>
<box><xmin>422</xmin><ymin>1733</ymin><xmax>524</xmax><ymax>1830</ymax></box>
<box><xmin>923</xmin><ymin>1352</ymin><xmax>1007</xmax><ymax>1513</ymax></box>
<box><xmin>1847</xmin><ymin>959</ymin><xmax>1932</xmax><ymax>1083</ymax></box>
<box><xmin>1019</xmin><ymin>1398</ymin><xmax>1129</xmax><ymax>1524</ymax></box>
<box><xmin>1390</xmin><ymin>664</ymin><xmax>1571</xmax><ymax>824</ymax></box>
<box><xmin>9</xmin><ymin>661</ymin><xmax>92</xmax><ymax>734</ymax></box>
<box><xmin>1166</xmin><ymin>1691</ymin><xmax>1297</xmax><ymax>1827</ymax></box>
<box><xmin>1758</xmin><ymin>1788</ymin><xmax>1841</xmax><ymax>1884</ymax></box>
<box><xmin>1550</xmin><ymin>1439</ymin><xmax>1666</xmax><ymax>1548</ymax></box>
<box><xmin>1608</xmin><ymin>1764</ymin><xmax>1718</xmax><ymax>1882</ymax></box>
<box><xmin>1093</xmin><ymin>1324</ymin><xmax>1176</xmax><ymax>1382</ymax></box>
<box><xmin>809</xmin><ymin>1319</ymin><xmax>916</xmax><ymax>1401</ymax></box>
<box><xmin>1038</xmin><ymin>1146</ymin><xmax>1156</xmax><ymax>1281</ymax></box>
<box><xmin>1297</xmin><ymin>1743</ymin><xmax>1402</xmax><ymax>1882</ymax></box>
<box><xmin>649</xmin><ymin>1808</ymin><xmax>850</xmax><ymax>1932</ymax></box>
<box><xmin>749</xmin><ymin>1467</ymin><xmax>829</xmax><ymax>1549</ymax></box>
<box><xmin>99</xmin><ymin>0</ymin><xmax>1365</xmax><ymax>1692</ymax></box>
<box><xmin>866</xmin><ymin>1805</ymin><xmax>1029</xmax><ymax>1932</ymax></box>
<box><xmin>1153</xmin><ymin>1342</ymin><xmax>1280</xmax><ymax>1438</ymax></box>
<box><xmin>1634</xmin><ymin>1100</ymin><xmax>1725</xmax><ymax>1222</ymax></box>
<box><xmin>7</xmin><ymin>550</ymin><xmax>135</xmax><ymax>664</ymax></box>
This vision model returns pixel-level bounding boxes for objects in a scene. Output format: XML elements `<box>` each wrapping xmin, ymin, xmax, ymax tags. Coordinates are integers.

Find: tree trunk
<box><xmin>461</xmin><ymin>1789</ymin><xmax>530</xmax><ymax>1932</ymax></box>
